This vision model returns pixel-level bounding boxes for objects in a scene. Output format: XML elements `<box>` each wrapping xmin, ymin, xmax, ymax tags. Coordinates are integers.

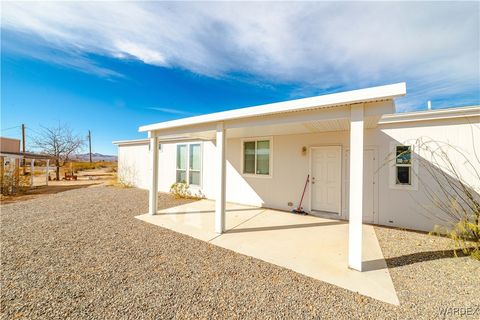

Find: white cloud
<box><xmin>147</xmin><ymin>107</ymin><xmax>195</xmax><ymax>116</ymax></box>
<box><xmin>2</xmin><ymin>1</ymin><xmax>479</xmax><ymax>110</ymax></box>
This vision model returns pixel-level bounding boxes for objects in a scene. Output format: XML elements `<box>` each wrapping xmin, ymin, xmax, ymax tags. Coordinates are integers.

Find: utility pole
<box><xmin>21</xmin><ymin>124</ymin><xmax>26</xmax><ymax>174</ymax></box>
<box><xmin>88</xmin><ymin>130</ymin><xmax>92</xmax><ymax>163</ymax></box>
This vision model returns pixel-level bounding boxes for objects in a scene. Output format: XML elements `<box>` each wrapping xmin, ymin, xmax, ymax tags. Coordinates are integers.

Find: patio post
<box><xmin>215</xmin><ymin>122</ymin><xmax>226</xmax><ymax>234</ymax></box>
<box><xmin>348</xmin><ymin>103</ymin><xmax>364</xmax><ymax>271</ymax></box>
<box><xmin>45</xmin><ymin>159</ymin><xmax>50</xmax><ymax>186</ymax></box>
<box><xmin>30</xmin><ymin>159</ymin><xmax>35</xmax><ymax>188</ymax></box>
<box><xmin>148</xmin><ymin>134</ymin><xmax>159</xmax><ymax>215</ymax></box>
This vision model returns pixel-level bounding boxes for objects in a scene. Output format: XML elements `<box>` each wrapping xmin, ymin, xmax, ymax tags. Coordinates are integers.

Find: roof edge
<box><xmin>379</xmin><ymin>105</ymin><xmax>480</xmax><ymax>125</ymax></box>
<box><xmin>112</xmin><ymin>138</ymin><xmax>149</xmax><ymax>146</ymax></box>
<box><xmin>139</xmin><ymin>82</ymin><xmax>406</xmax><ymax>133</ymax></box>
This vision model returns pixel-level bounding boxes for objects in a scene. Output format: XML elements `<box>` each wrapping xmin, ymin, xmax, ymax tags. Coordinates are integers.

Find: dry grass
<box><xmin>66</xmin><ymin>161</ymin><xmax>117</xmax><ymax>173</ymax></box>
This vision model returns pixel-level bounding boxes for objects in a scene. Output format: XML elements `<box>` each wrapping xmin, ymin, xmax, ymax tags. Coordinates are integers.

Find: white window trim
<box><xmin>176</xmin><ymin>142</ymin><xmax>203</xmax><ymax>187</ymax></box>
<box><xmin>240</xmin><ymin>136</ymin><xmax>273</xmax><ymax>178</ymax></box>
<box><xmin>389</xmin><ymin>142</ymin><xmax>418</xmax><ymax>190</ymax></box>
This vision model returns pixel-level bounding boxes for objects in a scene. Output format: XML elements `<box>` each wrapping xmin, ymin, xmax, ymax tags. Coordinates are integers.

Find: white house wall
<box><xmin>117</xmin><ymin>115</ymin><xmax>479</xmax><ymax>232</ymax></box>
<box><xmin>375</xmin><ymin>118</ymin><xmax>479</xmax><ymax>231</ymax></box>
<box><xmin>117</xmin><ymin>143</ymin><xmax>150</xmax><ymax>189</ymax></box>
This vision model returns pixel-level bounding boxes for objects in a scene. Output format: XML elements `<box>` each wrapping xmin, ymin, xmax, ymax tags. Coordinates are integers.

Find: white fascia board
<box><xmin>139</xmin><ymin>82</ymin><xmax>406</xmax><ymax>133</ymax></box>
<box><xmin>112</xmin><ymin>138</ymin><xmax>150</xmax><ymax>146</ymax></box>
<box><xmin>379</xmin><ymin>105</ymin><xmax>480</xmax><ymax>125</ymax></box>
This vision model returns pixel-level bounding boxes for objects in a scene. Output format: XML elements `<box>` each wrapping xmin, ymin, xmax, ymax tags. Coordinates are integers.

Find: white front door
<box><xmin>311</xmin><ymin>146</ymin><xmax>342</xmax><ymax>213</ymax></box>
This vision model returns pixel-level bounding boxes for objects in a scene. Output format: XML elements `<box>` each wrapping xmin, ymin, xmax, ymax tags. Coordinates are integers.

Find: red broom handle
<box><xmin>297</xmin><ymin>174</ymin><xmax>310</xmax><ymax>210</ymax></box>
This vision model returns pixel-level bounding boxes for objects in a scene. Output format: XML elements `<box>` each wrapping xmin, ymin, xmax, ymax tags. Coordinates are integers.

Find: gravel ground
<box><xmin>1</xmin><ymin>186</ymin><xmax>479</xmax><ymax>319</ymax></box>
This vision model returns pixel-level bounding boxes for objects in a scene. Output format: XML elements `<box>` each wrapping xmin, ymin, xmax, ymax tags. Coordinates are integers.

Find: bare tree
<box><xmin>32</xmin><ymin>123</ymin><xmax>85</xmax><ymax>180</ymax></box>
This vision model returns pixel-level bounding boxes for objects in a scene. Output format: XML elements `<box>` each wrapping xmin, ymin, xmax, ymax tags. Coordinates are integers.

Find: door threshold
<box><xmin>309</xmin><ymin>210</ymin><xmax>341</xmax><ymax>219</ymax></box>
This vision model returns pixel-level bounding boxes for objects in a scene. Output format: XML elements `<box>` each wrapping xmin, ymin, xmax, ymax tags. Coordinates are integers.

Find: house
<box><xmin>1</xmin><ymin>137</ymin><xmax>53</xmax><ymax>191</ymax></box>
<box><xmin>0</xmin><ymin>137</ymin><xmax>21</xmax><ymax>154</ymax></box>
<box><xmin>113</xmin><ymin>83</ymin><xmax>480</xmax><ymax>271</ymax></box>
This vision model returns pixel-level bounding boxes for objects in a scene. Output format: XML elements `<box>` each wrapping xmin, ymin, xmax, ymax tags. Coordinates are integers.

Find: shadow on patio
<box><xmin>225</xmin><ymin>220</ymin><xmax>346</xmax><ymax>233</ymax></box>
<box><xmin>136</xmin><ymin>199</ymin><xmax>399</xmax><ymax>305</ymax></box>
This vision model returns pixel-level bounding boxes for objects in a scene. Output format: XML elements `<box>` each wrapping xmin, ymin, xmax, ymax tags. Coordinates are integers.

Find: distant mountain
<box><xmin>73</xmin><ymin>153</ymin><xmax>117</xmax><ymax>162</ymax></box>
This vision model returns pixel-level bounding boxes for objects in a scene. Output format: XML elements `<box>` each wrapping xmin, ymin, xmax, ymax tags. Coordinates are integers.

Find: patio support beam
<box><xmin>148</xmin><ymin>135</ymin><xmax>159</xmax><ymax>215</ymax></box>
<box><xmin>0</xmin><ymin>156</ymin><xmax>4</xmax><ymax>194</ymax></box>
<box><xmin>30</xmin><ymin>159</ymin><xmax>35</xmax><ymax>188</ymax></box>
<box><xmin>348</xmin><ymin>104</ymin><xmax>364</xmax><ymax>271</ymax></box>
<box><xmin>45</xmin><ymin>159</ymin><xmax>50</xmax><ymax>186</ymax></box>
<box><xmin>215</xmin><ymin>122</ymin><xmax>226</xmax><ymax>234</ymax></box>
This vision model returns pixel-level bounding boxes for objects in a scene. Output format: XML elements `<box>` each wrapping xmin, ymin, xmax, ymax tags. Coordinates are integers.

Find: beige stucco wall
<box><xmin>0</xmin><ymin>137</ymin><xmax>21</xmax><ymax>153</ymax></box>
<box><xmin>117</xmin><ymin>115</ymin><xmax>479</xmax><ymax>232</ymax></box>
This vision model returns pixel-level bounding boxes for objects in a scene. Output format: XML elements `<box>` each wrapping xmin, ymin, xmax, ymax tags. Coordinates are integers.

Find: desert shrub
<box><xmin>414</xmin><ymin>137</ymin><xmax>480</xmax><ymax>260</ymax></box>
<box><xmin>170</xmin><ymin>182</ymin><xmax>191</xmax><ymax>199</ymax></box>
<box><xmin>170</xmin><ymin>182</ymin><xmax>204</xmax><ymax>199</ymax></box>
<box><xmin>380</xmin><ymin>133</ymin><xmax>480</xmax><ymax>260</ymax></box>
<box><xmin>116</xmin><ymin>161</ymin><xmax>137</xmax><ymax>188</ymax></box>
<box><xmin>431</xmin><ymin>220</ymin><xmax>479</xmax><ymax>259</ymax></box>
<box><xmin>117</xmin><ymin>173</ymin><xmax>134</xmax><ymax>188</ymax></box>
<box><xmin>1</xmin><ymin>168</ymin><xmax>31</xmax><ymax>196</ymax></box>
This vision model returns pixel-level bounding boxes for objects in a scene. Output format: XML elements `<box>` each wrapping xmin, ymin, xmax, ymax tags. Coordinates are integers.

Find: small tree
<box><xmin>32</xmin><ymin>123</ymin><xmax>85</xmax><ymax>180</ymax></box>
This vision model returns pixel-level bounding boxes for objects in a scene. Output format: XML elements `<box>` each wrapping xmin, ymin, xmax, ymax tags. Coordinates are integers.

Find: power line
<box><xmin>0</xmin><ymin>125</ymin><xmax>21</xmax><ymax>132</ymax></box>
<box><xmin>25</xmin><ymin>126</ymin><xmax>43</xmax><ymax>135</ymax></box>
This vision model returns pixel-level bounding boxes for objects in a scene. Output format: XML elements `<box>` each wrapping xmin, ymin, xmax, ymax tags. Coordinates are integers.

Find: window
<box><xmin>176</xmin><ymin>143</ymin><xmax>201</xmax><ymax>185</ymax></box>
<box><xmin>176</xmin><ymin>145</ymin><xmax>187</xmax><ymax>183</ymax></box>
<box><xmin>189</xmin><ymin>144</ymin><xmax>201</xmax><ymax>185</ymax></box>
<box><xmin>243</xmin><ymin>139</ymin><xmax>271</xmax><ymax>176</ymax></box>
<box><xmin>395</xmin><ymin>145</ymin><xmax>412</xmax><ymax>185</ymax></box>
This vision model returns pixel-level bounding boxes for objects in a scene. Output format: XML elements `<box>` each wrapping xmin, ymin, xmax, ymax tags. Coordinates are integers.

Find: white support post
<box><xmin>215</xmin><ymin>122</ymin><xmax>226</xmax><ymax>234</ymax></box>
<box><xmin>30</xmin><ymin>159</ymin><xmax>35</xmax><ymax>188</ymax></box>
<box><xmin>45</xmin><ymin>159</ymin><xmax>50</xmax><ymax>186</ymax></box>
<box><xmin>348</xmin><ymin>104</ymin><xmax>364</xmax><ymax>271</ymax></box>
<box><xmin>149</xmin><ymin>135</ymin><xmax>159</xmax><ymax>215</ymax></box>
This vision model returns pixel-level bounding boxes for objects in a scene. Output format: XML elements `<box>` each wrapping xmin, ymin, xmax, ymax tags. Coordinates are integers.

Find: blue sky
<box><xmin>1</xmin><ymin>2</ymin><xmax>479</xmax><ymax>155</ymax></box>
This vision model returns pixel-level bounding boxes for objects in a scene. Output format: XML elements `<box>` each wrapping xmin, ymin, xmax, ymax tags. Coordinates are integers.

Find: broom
<box><xmin>292</xmin><ymin>174</ymin><xmax>309</xmax><ymax>215</ymax></box>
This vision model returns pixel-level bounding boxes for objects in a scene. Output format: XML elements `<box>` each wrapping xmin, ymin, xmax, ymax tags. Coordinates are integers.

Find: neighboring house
<box><xmin>0</xmin><ymin>137</ymin><xmax>21</xmax><ymax>154</ymax></box>
<box><xmin>114</xmin><ymin>83</ymin><xmax>479</xmax><ymax>271</ymax></box>
<box><xmin>0</xmin><ymin>136</ymin><xmax>53</xmax><ymax>189</ymax></box>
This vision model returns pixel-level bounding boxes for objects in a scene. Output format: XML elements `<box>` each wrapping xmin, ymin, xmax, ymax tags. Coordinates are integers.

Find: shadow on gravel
<box><xmin>363</xmin><ymin>249</ymin><xmax>472</xmax><ymax>271</ymax></box>
<box><xmin>27</xmin><ymin>184</ymin><xmax>99</xmax><ymax>195</ymax></box>
<box><xmin>1</xmin><ymin>184</ymin><xmax>98</xmax><ymax>205</ymax></box>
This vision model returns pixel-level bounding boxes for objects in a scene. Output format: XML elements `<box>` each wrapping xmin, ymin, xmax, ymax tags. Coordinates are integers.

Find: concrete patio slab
<box><xmin>136</xmin><ymin>199</ymin><xmax>399</xmax><ymax>305</ymax></box>
<box><xmin>137</xmin><ymin>200</ymin><xmax>265</xmax><ymax>242</ymax></box>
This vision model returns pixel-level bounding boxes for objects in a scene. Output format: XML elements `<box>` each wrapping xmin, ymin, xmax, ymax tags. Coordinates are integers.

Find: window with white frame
<box><xmin>395</xmin><ymin>145</ymin><xmax>412</xmax><ymax>185</ymax></box>
<box><xmin>243</xmin><ymin>139</ymin><xmax>271</xmax><ymax>176</ymax></box>
<box><xmin>176</xmin><ymin>143</ymin><xmax>201</xmax><ymax>185</ymax></box>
